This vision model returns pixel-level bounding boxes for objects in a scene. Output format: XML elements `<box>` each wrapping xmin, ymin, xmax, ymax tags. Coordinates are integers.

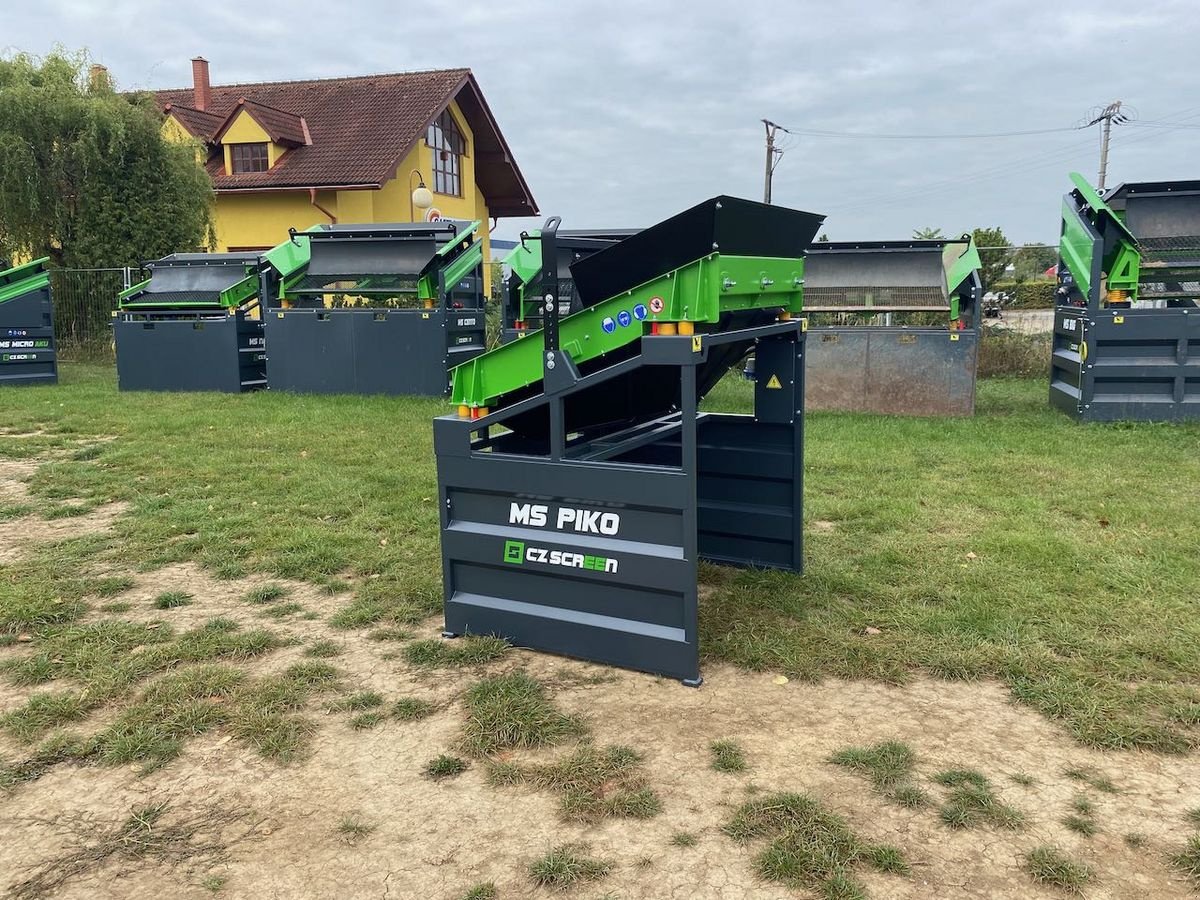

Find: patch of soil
<box><xmin>3</xmin><ymin>626</ymin><xmax>1199</xmax><ymax>899</ymax></box>
<box><xmin>0</xmin><ymin>502</ymin><xmax>129</xmax><ymax>564</ymax></box>
<box><xmin>0</xmin><ymin>459</ymin><xmax>40</xmax><ymax>506</ymax></box>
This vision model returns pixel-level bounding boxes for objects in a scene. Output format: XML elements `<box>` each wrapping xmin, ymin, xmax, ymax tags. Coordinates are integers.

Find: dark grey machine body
<box><xmin>115</xmin><ymin>311</ymin><xmax>265</xmax><ymax>393</ymax></box>
<box><xmin>1050</xmin><ymin>179</ymin><xmax>1200</xmax><ymax>422</ymax></box>
<box><xmin>264</xmin><ymin>304</ymin><xmax>485</xmax><ymax>396</ymax></box>
<box><xmin>0</xmin><ymin>284</ymin><xmax>58</xmax><ymax>386</ymax></box>
<box><xmin>1050</xmin><ymin>306</ymin><xmax>1200</xmax><ymax>421</ymax></box>
<box><xmin>435</xmin><ymin>326</ymin><xmax>805</xmax><ymax>684</ymax></box>
<box><xmin>805</xmin><ymin>327</ymin><xmax>978</xmax><ymax>416</ymax></box>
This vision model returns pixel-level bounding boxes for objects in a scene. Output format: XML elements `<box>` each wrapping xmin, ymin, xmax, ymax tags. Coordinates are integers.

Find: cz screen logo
<box><xmin>503</xmin><ymin>539</ymin><xmax>617</xmax><ymax>574</ymax></box>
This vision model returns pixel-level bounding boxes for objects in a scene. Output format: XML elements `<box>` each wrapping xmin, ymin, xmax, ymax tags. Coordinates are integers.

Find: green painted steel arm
<box><xmin>0</xmin><ymin>258</ymin><xmax>50</xmax><ymax>304</ymax></box>
<box><xmin>450</xmin><ymin>253</ymin><xmax>804</xmax><ymax>408</ymax></box>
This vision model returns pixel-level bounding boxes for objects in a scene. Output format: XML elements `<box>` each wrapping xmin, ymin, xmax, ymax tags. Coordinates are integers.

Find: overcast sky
<box><xmin>6</xmin><ymin>0</ymin><xmax>1198</xmax><ymax>244</ymax></box>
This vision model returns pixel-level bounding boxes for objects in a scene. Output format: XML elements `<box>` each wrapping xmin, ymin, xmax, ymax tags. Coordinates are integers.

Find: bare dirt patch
<box><xmin>0</xmin><ymin>502</ymin><xmax>129</xmax><ymax>564</ymax></box>
<box><xmin>0</xmin><ymin>458</ymin><xmax>40</xmax><ymax>506</ymax></box>
<box><xmin>3</xmin><ymin>639</ymin><xmax>1199</xmax><ymax>899</ymax></box>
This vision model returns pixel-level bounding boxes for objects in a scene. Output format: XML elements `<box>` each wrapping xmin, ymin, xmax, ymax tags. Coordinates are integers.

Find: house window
<box><xmin>230</xmin><ymin>143</ymin><xmax>269</xmax><ymax>174</ymax></box>
<box><xmin>426</xmin><ymin>109</ymin><xmax>465</xmax><ymax>196</ymax></box>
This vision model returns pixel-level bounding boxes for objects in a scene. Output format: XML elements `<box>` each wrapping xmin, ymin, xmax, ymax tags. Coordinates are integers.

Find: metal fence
<box><xmin>49</xmin><ymin>267</ymin><xmax>144</xmax><ymax>362</ymax></box>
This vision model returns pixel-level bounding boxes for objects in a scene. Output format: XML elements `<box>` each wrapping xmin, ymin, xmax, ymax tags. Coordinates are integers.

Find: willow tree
<box><xmin>0</xmin><ymin>49</ymin><xmax>213</xmax><ymax>268</ymax></box>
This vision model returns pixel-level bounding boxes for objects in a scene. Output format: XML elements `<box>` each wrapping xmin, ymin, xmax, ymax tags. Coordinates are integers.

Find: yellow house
<box><xmin>157</xmin><ymin>58</ymin><xmax>538</xmax><ymax>291</ymax></box>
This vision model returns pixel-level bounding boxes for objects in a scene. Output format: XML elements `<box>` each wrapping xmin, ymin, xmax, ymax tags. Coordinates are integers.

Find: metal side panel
<box><xmin>1049</xmin><ymin>308</ymin><xmax>1088</xmax><ymax>419</ymax></box>
<box><xmin>1072</xmin><ymin>309</ymin><xmax>1200</xmax><ymax>421</ymax></box>
<box><xmin>115</xmin><ymin>315</ymin><xmax>257</xmax><ymax>393</ymax></box>
<box><xmin>436</xmin><ymin>445</ymin><xmax>700</xmax><ymax>683</ymax></box>
<box><xmin>805</xmin><ymin>330</ymin><xmax>869</xmax><ymax>411</ymax></box>
<box><xmin>0</xmin><ymin>286</ymin><xmax>57</xmax><ymax>386</ymax></box>
<box><xmin>804</xmin><ymin>327</ymin><xmax>976</xmax><ymax>416</ymax></box>
<box><xmin>264</xmin><ymin>310</ymin><xmax>357</xmax><ymax>394</ymax></box>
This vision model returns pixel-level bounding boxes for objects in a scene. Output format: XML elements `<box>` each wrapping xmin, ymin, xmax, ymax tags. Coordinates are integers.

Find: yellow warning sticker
<box><xmin>1114</xmin><ymin>315</ymin><xmax>1125</xmax><ymax>324</ymax></box>
<box><xmin>277</xmin><ymin>312</ymin><xmax>285</xmax><ymax>319</ymax></box>
<box><xmin>766</xmin><ymin>374</ymin><xmax>782</xmax><ymax>389</ymax></box>
<box><xmin>950</xmin><ymin>333</ymin><xmax>960</xmax><ymax>341</ymax></box>
<box><xmin>800</xmin><ymin>318</ymin><xmax>808</xmax><ymax>332</ymax></box>
<box><xmin>421</xmin><ymin>313</ymin><xmax>430</xmax><ymax>319</ymax></box>
<box><xmin>691</xmin><ymin>335</ymin><xmax>702</xmax><ymax>353</ymax></box>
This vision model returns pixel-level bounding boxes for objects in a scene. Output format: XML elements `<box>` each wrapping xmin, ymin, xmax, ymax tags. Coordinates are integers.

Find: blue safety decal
<box><xmin>632</xmin><ymin>304</ymin><xmax>648</xmax><ymax>321</ymax></box>
<box><xmin>617</xmin><ymin>310</ymin><xmax>632</xmax><ymax>328</ymax></box>
<box><xmin>601</xmin><ymin>316</ymin><xmax>616</xmax><ymax>334</ymax></box>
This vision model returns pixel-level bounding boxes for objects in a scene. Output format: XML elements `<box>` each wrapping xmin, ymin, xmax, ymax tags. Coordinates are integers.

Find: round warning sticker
<box><xmin>617</xmin><ymin>310</ymin><xmax>632</xmax><ymax>328</ymax></box>
<box><xmin>649</xmin><ymin>297</ymin><xmax>665</xmax><ymax>313</ymax></box>
<box><xmin>601</xmin><ymin>316</ymin><xmax>616</xmax><ymax>334</ymax></box>
<box><xmin>632</xmin><ymin>304</ymin><xmax>648</xmax><ymax>321</ymax></box>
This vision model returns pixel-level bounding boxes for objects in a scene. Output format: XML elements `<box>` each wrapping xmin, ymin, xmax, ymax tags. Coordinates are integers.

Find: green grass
<box><xmin>303</xmin><ymin>640</ymin><xmax>342</xmax><ymax>658</ymax></box>
<box><xmin>489</xmin><ymin>743</ymin><xmax>661</xmax><ymax>822</ymax></box>
<box><xmin>1172</xmin><ymin>834</ymin><xmax>1200</xmax><ymax>884</ymax></box>
<box><xmin>402</xmin><ymin>635</ymin><xmax>510</xmax><ymax>668</ymax></box>
<box><xmin>5</xmin><ymin>368</ymin><xmax>1200</xmax><ymax>754</ymax></box>
<box><xmin>425</xmin><ymin>754</ymin><xmax>468</xmax><ymax>780</ymax></box>
<box><xmin>724</xmin><ymin>792</ymin><xmax>909</xmax><ymax>898</ymax></box>
<box><xmin>243</xmin><ymin>584</ymin><xmax>289</xmax><ymax>605</ymax></box>
<box><xmin>336</xmin><ymin>815</ymin><xmax>375</xmax><ymax>843</ymax></box>
<box><xmin>529</xmin><ymin>844</ymin><xmax>611</xmax><ymax>890</ymax></box>
<box><xmin>0</xmin><ymin>619</ymin><xmax>280</xmax><ymax>742</ymax></box>
<box><xmin>828</xmin><ymin>741</ymin><xmax>928</xmax><ymax>808</ymax></box>
<box><xmin>459</xmin><ymin>671</ymin><xmax>586</xmax><ymax>757</ymax></box>
<box><xmin>710</xmin><ymin>739</ymin><xmax>748</xmax><ymax>773</ymax></box>
<box><xmin>460</xmin><ymin>883</ymin><xmax>496</xmax><ymax>900</ymax></box>
<box><xmin>152</xmin><ymin>591</ymin><xmax>193</xmax><ymax>610</ymax></box>
<box><xmin>329</xmin><ymin>691</ymin><xmax>384</xmax><ymax>713</ymax></box>
<box><xmin>671</xmin><ymin>831</ymin><xmax>698</xmax><ymax>847</ymax></box>
<box><xmin>1025</xmin><ymin>845</ymin><xmax>1092</xmax><ymax>894</ymax></box>
<box><xmin>1063</xmin><ymin>766</ymin><xmax>1119</xmax><ymax>793</ymax></box>
<box><xmin>258</xmin><ymin>602</ymin><xmax>305</xmax><ymax>620</ymax></box>
<box><xmin>392</xmin><ymin>697</ymin><xmax>436</xmax><ymax>721</ymax></box>
<box><xmin>1186</xmin><ymin>807</ymin><xmax>1200</xmax><ymax>827</ymax></box>
<box><xmin>932</xmin><ymin>769</ymin><xmax>1024</xmax><ymax>830</ymax></box>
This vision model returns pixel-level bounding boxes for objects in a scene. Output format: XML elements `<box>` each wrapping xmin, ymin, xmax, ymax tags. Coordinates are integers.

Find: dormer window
<box><xmin>231</xmin><ymin>143</ymin><xmax>269</xmax><ymax>174</ymax></box>
<box><xmin>426</xmin><ymin>109</ymin><xmax>465</xmax><ymax>197</ymax></box>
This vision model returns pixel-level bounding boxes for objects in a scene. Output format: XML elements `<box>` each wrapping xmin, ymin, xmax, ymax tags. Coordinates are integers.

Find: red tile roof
<box><xmin>214</xmin><ymin>99</ymin><xmax>309</xmax><ymax>147</ymax></box>
<box><xmin>163</xmin><ymin>103</ymin><xmax>224</xmax><ymax>141</ymax></box>
<box><xmin>155</xmin><ymin>68</ymin><xmax>537</xmax><ymax>217</ymax></box>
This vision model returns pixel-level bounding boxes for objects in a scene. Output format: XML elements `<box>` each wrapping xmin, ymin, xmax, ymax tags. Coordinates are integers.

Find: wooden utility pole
<box><xmin>762</xmin><ymin>120</ymin><xmax>783</xmax><ymax>204</ymax></box>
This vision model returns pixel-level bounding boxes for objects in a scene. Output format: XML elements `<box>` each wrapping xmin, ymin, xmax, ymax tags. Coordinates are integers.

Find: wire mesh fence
<box><xmin>49</xmin><ymin>267</ymin><xmax>144</xmax><ymax>363</ymax></box>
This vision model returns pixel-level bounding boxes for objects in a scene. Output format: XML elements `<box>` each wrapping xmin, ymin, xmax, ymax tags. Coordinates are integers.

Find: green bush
<box><xmin>991</xmin><ymin>281</ymin><xmax>1056</xmax><ymax>309</ymax></box>
<box><xmin>978</xmin><ymin>328</ymin><xmax>1051</xmax><ymax>379</ymax></box>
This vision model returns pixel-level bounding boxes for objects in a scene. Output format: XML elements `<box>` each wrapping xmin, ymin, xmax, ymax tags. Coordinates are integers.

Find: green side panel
<box><xmin>504</xmin><ymin>234</ymin><xmax>543</xmax><ymax>286</ymax></box>
<box><xmin>441</xmin><ymin>238</ymin><xmax>484</xmax><ymax>291</ymax></box>
<box><xmin>1108</xmin><ymin>241</ymin><xmax>1141</xmax><ymax>297</ymax></box>
<box><xmin>943</xmin><ymin>238</ymin><xmax>981</xmax><ymax>295</ymax></box>
<box><xmin>1069</xmin><ymin>172</ymin><xmax>1138</xmax><ymax>244</ymax></box>
<box><xmin>1060</xmin><ymin>195</ymin><xmax>1097</xmax><ymax>299</ymax></box>
<box><xmin>0</xmin><ymin>257</ymin><xmax>51</xmax><ymax>304</ymax></box>
<box><xmin>450</xmin><ymin>254</ymin><xmax>804</xmax><ymax>408</ymax></box>
<box><xmin>117</xmin><ymin>278</ymin><xmax>151</xmax><ymax>303</ymax></box>
<box><xmin>262</xmin><ymin>233</ymin><xmax>312</xmax><ymax>280</ymax></box>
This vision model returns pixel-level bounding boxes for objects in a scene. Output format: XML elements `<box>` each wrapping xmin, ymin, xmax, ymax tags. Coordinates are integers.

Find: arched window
<box><xmin>426</xmin><ymin>109</ymin><xmax>465</xmax><ymax>197</ymax></box>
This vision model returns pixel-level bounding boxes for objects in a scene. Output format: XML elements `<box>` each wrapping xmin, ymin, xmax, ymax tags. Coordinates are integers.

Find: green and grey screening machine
<box><xmin>0</xmin><ymin>258</ymin><xmax>57</xmax><ymax>386</ymax></box>
<box><xmin>263</xmin><ymin>221</ymin><xmax>486</xmax><ymax>396</ymax></box>
<box><xmin>1051</xmin><ymin>173</ymin><xmax>1200</xmax><ymax>421</ymax></box>
<box><xmin>435</xmin><ymin>196</ymin><xmax>824</xmax><ymax>685</ymax></box>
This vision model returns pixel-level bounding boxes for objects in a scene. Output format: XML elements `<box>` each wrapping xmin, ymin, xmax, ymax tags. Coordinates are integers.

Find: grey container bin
<box><xmin>800</xmin><ymin>239</ymin><xmax>982</xmax><ymax>416</ymax></box>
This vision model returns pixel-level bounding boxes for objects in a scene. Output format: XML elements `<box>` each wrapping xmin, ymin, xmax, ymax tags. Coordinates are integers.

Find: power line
<box><xmin>768</xmin><ymin>123</ymin><xmax>1077</xmax><ymax>140</ymax></box>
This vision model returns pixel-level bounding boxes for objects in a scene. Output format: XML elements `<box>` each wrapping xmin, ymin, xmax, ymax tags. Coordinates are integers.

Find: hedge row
<box><xmin>988</xmin><ymin>280</ymin><xmax>1056</xmax><ymax>309</ymax></box>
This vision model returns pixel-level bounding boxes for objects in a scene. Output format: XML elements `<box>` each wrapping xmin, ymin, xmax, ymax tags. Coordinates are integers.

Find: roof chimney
<box><xmin>191</xmin><ymin>57</ymin><xmax>211</xmax><ymax>111</ymax></box>
<box><xmin>87</xmin><ymin>64</ymin><xmax>110</xmax><ymax>92</ymax></box>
